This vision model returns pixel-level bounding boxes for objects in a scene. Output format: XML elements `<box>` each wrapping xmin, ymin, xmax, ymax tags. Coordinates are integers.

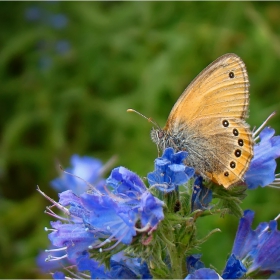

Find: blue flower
<box><xmin>231</xmin><ymin>210</ymin><xmax>257</xmax><ymax>260</ymax></box>
<box><xmin>76</xmin><ymin>252</ymin><xmax>111</xmax><ymax>279</ymax></box>
<box><xmin>222</xmin><ymin>254</ymin><xmax>247</xmax><ymax>279</ymax></box>
<box><xmin>185</xmin><ymin>268</ymin><xmax>220</xmax><ymax>279</ymax></box>
<box><xmin>106</xmin><ymin>167</ymin><xmax>164</xmax><ymax>233</ymax></box>
<box><xmin>191</xmin><ymin>176</ymin><xmax>212</xmax><ymax>212</ymax></box>
<box><xmin>147</xmin><ymin>147</ymin><xmax>195</xmax><ymax>192</ymax></box>
<box><xmin>50</xmin><ymin>155</ymin><xmax>105</xmax><ymax>195</ymax></box>
<box><xmin>52</xmin><ymin>271</ymin><xmax>65</xmax><ymax>279</ymax></box>
<box><xmin>80</xmin><ymin>191</ymin><xmax>138</xmax><ymax>245</ymax></box>
<box><xmin>37</xmin><ymin>246</ymin><xmax>74</xmax><ymax>273</ymax></box>
<box><xmin>186</xmin><ymin>254</ymin><xmax>205</xmax><ymax>274</ymax></box>
<box><xmin>76</xmin><ymin>251</ymin><xmax>151</xmax><ymax>279</ymax></box>
<box><xmin>48</xmin><ymin>220</ymin><xmax>99</xmax><ymax>260</ymax></box>
<box><xmin>231</xmin><ymin>209</ymin><xmax>280</xmax><ymax>276</ymax></box>
<box><xmin>110</xmin><ymin>252</ymin><xmax>152</xmax><ymax>279</ymax></box>
<box><xmin>245</xmin><ymin>127</ymin><xmax>280</xmax><ymax>189</ymax></box>
<box><xmin>106</xmin><ymin>166</ymin><xmax>147</xmax><ymax>202</ymax></box>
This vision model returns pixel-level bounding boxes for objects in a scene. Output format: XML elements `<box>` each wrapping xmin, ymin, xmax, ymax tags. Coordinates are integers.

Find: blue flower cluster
<box><xmin>38</xmin><ymin>122</ymin><xmax>280</xmax><ymax>279</ymax></box>
<box><xmin>147</xmin><ymin>148</ymin><xmax>195</xmax><ymax>192</ymax></box>
<box><xmin>186</xmin><ymin>210</ymin><xmax>280</xmax><ymax>279</ymax></box>
<box><xmin>38</xmin><ymin>156</ymin><xmax>164</xmax><ymax>278</ymax></box>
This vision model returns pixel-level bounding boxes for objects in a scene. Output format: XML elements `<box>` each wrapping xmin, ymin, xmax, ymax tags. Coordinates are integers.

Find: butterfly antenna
<box><xmin>127</xmin><ymin>108</ymin><xmax>161</xmax><ymax>129</ymax></box>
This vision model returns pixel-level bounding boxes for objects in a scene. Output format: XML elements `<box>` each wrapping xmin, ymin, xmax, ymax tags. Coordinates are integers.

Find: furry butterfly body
<box><xmin>150</xmin><ymin>53</ymin><xmax>254</xmax><ymax>188</ymax></box>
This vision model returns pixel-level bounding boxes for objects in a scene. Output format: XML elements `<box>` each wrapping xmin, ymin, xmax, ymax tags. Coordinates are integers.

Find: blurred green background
<box><xmin>1</xmin><ymin>2</ymin><xmax>280</xmax><ymax>278</ymax></box>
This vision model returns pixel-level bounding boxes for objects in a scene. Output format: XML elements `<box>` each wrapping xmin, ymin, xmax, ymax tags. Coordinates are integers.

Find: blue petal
<box><xmin>185</xmin><ymin>268</ymin><xmax>220</xmax><ymax>279</ymax></box>
<box><xmin>37</xmin><ymin>247</ymin><xmax>74</xmax><ymax>273</ymax></box>
<box><xmin>106</xmin><ymin>167</ymin><xmax>147</xmax><ymax>199</ymax></box>
<box><xmin>232</xmin><ymin>210</ymin><xmax>257</xmax><ymax>259</ymax></box>
<box><xmin>162</xmin><ymin>147</ymin><xmax>176</xmax><ymax>161</ymax></box>
<box><xmin>81</xmin><ymin>193</ymin><xmax>137</xmax><ymax>245</ymax></box>
<box><xmin>53</xmin><ymin>271</ymin><xmax>65</xmax><ymax>279</ymax></box>
<box><xmin>140</xmin><ymin>191</ymin><xmax>164</xmax><ymax>230</ymax></box>
<box><xmin>245</xmin><ymin>127</ymin><xmax>280</xmax><ymax>189</ymax></box>
<box><xmin>48</xmin><ymin>221</ymin><xmax>97</xmax><ymax>260</ymax></box>
<box><xmin>76</xmin><ymin>251</ymin><xmax>110</xmax><ymax>279</ymax></box>
<box><xmin>222</xmin><ymin>254</ymin><xmax>247</xmax><ymax>279</ymax></box>
<box><xmin>249</xmin><ymin>220</ymin><xmax>280</xmax><ymax>273</ymax></box>
<box><xmin>171</xmin><ymin>150</ymin><xmax>189</xmax><ymax>164</ymax></box>
<box><xmin>111</xmin><ymin>252</ymin><xmax>152</xmax><ymax>279</ymax></box>
<box><xmin>147</xmin><ymin>148</ymin><xmax>193</xmax><ymax>192</ymax></box>
<box><xmin>50</xmin><ymin>155</ymin><xmax>104</xmax><ymax>195</ymax></box>
<box><xmin>186</xmin><ymin>254</ymin><xmax>205</xmax><ymax>274</ymax></box>
<box><xmin>110</xmin><ymin>260</ymin><xmax>138</xmax><ymax>279</ymax></box>
<box><xmin>191</xmin><ymin>176</ymin><xmax>212</xmax><ymax>212</ymax></box>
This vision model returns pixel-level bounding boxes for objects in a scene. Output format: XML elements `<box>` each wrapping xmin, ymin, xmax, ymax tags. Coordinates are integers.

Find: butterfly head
<box><xmin>151</xmin><ymin>127</ymin><xmax>170</xmax><ymax>151</ymax></box>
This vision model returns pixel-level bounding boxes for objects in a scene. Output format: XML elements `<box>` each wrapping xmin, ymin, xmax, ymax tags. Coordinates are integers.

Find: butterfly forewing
<box><xmin>165</xmin><ymin>53</ymin><xmax>249</xmax><ymax>130</ymax></box>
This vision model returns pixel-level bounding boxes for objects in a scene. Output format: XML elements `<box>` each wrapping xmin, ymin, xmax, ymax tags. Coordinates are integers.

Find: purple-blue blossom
<box><xmin>106</xmin><ymin>167</ymin><xmax>164</xmax><ymax>233</ymax></box>
<box><xmin>37</xmin><ymin>246</ymin><xmax>74</xmax><ymax>274</ymax></box>
<box><xmin>50</xmin><ymin>155</ymin><xmax>105</xmax><ymax>195</ymax></box>
<box><xmin>52</xmin><ymin>271</ymin><xmax>65</xmax><ymax>279</ymax></box>
<box><xmin>231</xmin><ymin>209</ymin><xmax>280</xmax><ymax>276</ymax></box>
<box><xmin>185</xmin><ymin>268</ymin><xmax>220</xmax><ymax>279</ymax></box>
<box><xmin>76</xmin><ymin>251</ymin><xmax>151</xmax><ymax>279</ymax></box>
<box><xmin>222</xmin><ymin>254</ymin><xmax>247</xmax><ymax>279</ymax></box>
<box><xmin>76</xmin><ymin>252</ymin><xmax>111</xmax><ymax>279</ymax></box>
<box><xmin>191</xmin><ymin>176</ymin><xmax>212</xmax><ymax>212</ymax></box>
<box><xmin>147</xmin><ymin>147</ymin><xmax>195</xmax><ymax>192</ymax></box>
<box><xmin>186</xmin><ymin>254</ymin><xmax>205</xmax><ymax>274</ymax></box>
<box><xmin>110</xmin><ymin>251</ymin><xmax>152</xmax><ymax>279</ymax></box>
<box><xmin>245</xmin><ymin>127</ymin><xmax>280</xmax><ymax>189</ymax></box>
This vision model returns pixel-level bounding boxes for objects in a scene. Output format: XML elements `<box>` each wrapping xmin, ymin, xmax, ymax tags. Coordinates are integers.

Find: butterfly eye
<box><xmin>229</xmin><ymin>71</ymin><xmax>234</xmax><ymax>78</ymax></box>
<box><xmin>158</xmin><ymin>131</ymin><xmax>164</xmax><ymax>139</ymax></box>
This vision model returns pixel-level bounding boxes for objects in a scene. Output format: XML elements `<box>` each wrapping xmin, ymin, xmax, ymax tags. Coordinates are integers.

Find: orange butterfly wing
<box><xmin>164</xmin><ymin>53</ymin><xmax>253</xmax><ymax>188</ymax></box>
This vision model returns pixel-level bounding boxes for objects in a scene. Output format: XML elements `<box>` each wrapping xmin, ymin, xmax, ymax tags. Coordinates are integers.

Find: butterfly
<box><xmin>129</xmin><ymin>53</ymin><xmax>254</xmax><ymax>188</ymax></box>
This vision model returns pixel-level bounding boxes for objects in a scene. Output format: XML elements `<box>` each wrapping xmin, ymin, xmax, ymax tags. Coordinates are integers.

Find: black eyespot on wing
<box><xmin>230</xmin><ymin>161</ymin><xmax>236</xmax><ymax>169</ymax></box>
<box><xmin>223</xmin><ymin>120</ymin><xmax>229</xmax><ymax>127</ymax></box>
<box><xmin>229</xmin><ymin>72</ymin><xmax>234</xmax><ymax>78</ymax></box>
<box><xmin>238</xmin><ymin>139</ymin><xmax>244</xmax><ymax>146</ymax></box>
<box><xmin>233</xmin><ymin>129</ymin><xmax>239</xmax><ymax>136</ymax></box>
<box><xmin>235</xmin><ymin>149</ymin><xmax>241</xmax><ymax>157</ymax></box>
<box><xmin>224</xmin><ymin>171</ymin><xmax>229</xmax><ymax>177</ymax></box>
